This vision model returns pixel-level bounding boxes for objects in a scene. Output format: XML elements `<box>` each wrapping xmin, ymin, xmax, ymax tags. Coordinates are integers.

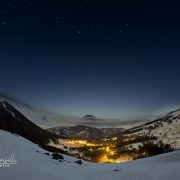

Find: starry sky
<box><xmin>0</xmin><ymin>0</ymin><xmax>180</xmax><ymax>127</ymax></box>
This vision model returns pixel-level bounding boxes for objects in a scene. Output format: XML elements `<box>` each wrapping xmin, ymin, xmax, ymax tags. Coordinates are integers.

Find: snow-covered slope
<box><xmin>123</xmin><ymin>108</ymin><xmax>180</xmax><ymax>149</ymax></box>
<box><xmin>0</xmin><ymin>129</ymin><xmax>180</xmax><ymax>180</ymax></box>
<box><xmin>0</xmin><ymin>101</ymin><xmax>70</xmax><ymax>154</ymax></box>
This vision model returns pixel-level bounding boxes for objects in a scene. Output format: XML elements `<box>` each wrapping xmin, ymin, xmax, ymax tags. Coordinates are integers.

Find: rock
<box><xmin>52</xmin><ymin>153</ymin><xmax>64</xmax><ymax>160</ymax></box>
<box><xmin>74</xmin><ymin>160</ymin><xmax>82</xmax><ymax>165</ymax></box>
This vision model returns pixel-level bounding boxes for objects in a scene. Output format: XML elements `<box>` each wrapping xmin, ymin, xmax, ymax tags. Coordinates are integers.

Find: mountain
<box><xmin>47</xmin><ymin>125</ymin><xmax>125</xmax><ymax>140</ymax></box>
<box><xmin>0</xmin><ymin>100</ymin><xmax>179</xmax><ymax>163</ymax></box>
<box><xmin>0</xmin><ymin>101</ymin><xmax>66</xmax><ymax>153</ymax></box>
<box><xmin>115</xmin><ymin>107</ymin><xmax>180</xmax><ymax>149</ymax></box>
<box><xmin>0</xmin><ymin>129</ymin><xmax>180</xmax><ymax>180</ymax></box>
<box><xmin>47</xmin><ymin>108</ymin><xmax>180</xmax><ymax>162</ymax></box>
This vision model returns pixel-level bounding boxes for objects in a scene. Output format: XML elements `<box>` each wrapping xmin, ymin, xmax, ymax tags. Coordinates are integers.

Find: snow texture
<box><xmin>0</xmin><ymin>130</ymin><xmax>180</xmax><ymax>180</ymax></box>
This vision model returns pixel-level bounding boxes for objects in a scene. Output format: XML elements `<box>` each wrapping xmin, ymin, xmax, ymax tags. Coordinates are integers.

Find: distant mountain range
<box><xmin>47</xmin><ymin>125</ymin><xmax>125</xmax><ymax>140</ymax></box>
<box><xmin>0</xmin><ymin>101</ymin><xmax>180</xmax><ymax>162</ymax></box>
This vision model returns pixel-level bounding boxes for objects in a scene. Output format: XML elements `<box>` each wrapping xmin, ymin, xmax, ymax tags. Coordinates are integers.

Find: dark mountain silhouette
<box><xmin>48</xmin><ymin>125</ymin><xmax>125</xmax><ymax>140</ymax></box>
<box><xmin>0</xmin><ymin>101</ymin><xmax>66</xmax><ymax>153</ymax></box>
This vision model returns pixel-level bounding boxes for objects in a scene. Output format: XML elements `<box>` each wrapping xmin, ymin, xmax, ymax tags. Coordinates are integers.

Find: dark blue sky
<box><xmin>0</xmin><ymin>0</ymin><xmax>180</xmax><ymax>123</ymax></box>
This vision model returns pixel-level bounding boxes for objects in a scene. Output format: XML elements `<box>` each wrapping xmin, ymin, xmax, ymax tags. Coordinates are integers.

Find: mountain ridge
<box><xmin>47</xmin><ymin>124</ymin><xmax>125</xmax><ymax>140</ymax></box>
<box><xmin>0</xmin><ymin>101</ymin><xmax>66</xmax><ymax>154</ymax></box>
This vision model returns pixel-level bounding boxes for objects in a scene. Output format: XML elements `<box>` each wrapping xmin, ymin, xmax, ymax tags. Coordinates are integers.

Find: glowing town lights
<box><xmin>112</xmin><ymin>137</ymin><xmax>117</xmax><ymax>141</ymax></box>
<box><xmin>98</xmin><ymin>153</ymin><xmax>134</xmax><ymax>163</ymax></box>
<box><xmin>123</xmin><ymin>137</ymin><xmax>136</xmax><ymax>142</ymax></box>
<box><xmin>104</xmin><ymin>146</ymin><xmax>115</xmax><ymax>156</ymax></box>
<box><xmin>64</xmin><ymin>139</ymin><xmax>134</xmax><ymax>163</ymax></box>
<box><xmin>64</xmin><ymin>140</ymin><xmax>102</xmax><ymax>147</ymax></box>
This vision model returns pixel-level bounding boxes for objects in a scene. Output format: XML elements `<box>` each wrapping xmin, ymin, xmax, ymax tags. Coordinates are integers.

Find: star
<box><xmin>28</xmin><ymin>2</ymin><xmax>32</xmax><ymax>7</ymax></box>
<box><xmin>90</xmin><ymin>23</ymin><xmax>95</xmax><ymax>31</ymax></box>
<box><xmin>9</xmin><ymin>3</ymin><xmax>17</xmax><ymax>9</ymax></box>
<box><xmin>56</xmin><ymin>16</ymin><xmax>60</xmax><ymax>24</ymax></box>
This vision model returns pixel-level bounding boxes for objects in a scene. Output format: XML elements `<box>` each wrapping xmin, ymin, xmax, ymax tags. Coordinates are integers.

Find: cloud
<box><xmin>83</xmin><ymin>114</ymin><xmax>104</xmax><ymax>121</ymax></box>
<box><xmin>117</xmin><ymin>119</ymin><xmax>148</xmax><ymax>126</ymax></box>
<box><xmin>78</xmin><ymin>122</ymin><xmax>115</xmax><ymax>127</ymax></box>
<box><xmin>0</xmin><ymin>92</ymin><xmax>152</xmax><ymax>129</ymax></box>
<box><xmin>41</xmin><ymin>115</ymin><xmax>47</xmax><ymax>120</ymax></box>
<box><xmin>0</xmin><ymin>92</ymin><xmax>33</xmax><ymax>110</ymax></box>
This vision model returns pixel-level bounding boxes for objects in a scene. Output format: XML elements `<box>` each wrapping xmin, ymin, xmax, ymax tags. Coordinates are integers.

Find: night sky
<box><xmin>0</xmin><ymin>1</ymin><xmax>180</xmax><ymax>127</ymax></box>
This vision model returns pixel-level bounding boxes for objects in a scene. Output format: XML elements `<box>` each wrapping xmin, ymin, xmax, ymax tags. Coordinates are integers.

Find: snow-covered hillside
<box><xmin>0</xmin><ymin>130</ymin><xmax>180</xmax><ymax>180</ymax></box>
<box><xmin>124</xmin><ymin>108</ymin><xmax>180</xmax><ymax>149</ymax></box>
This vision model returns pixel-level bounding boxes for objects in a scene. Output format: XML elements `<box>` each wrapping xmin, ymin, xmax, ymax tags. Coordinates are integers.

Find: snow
<box><xmin>2</xmin><ymin>102</ymin><xmax>7</xmax><ymax>109</ymax></box>
<box><xmin>125</xmin><ymin>142</ymin><xmax>142</xmax><ymax>150</ymax></box>
<box><xmin>0</xmin><ymin>130</ymin><xmax>180</xmax><ymax>180</ymax></box>
<box><xmin>2</xmin><ymin>102</ymin><xmax>16</xmax><ymax>118</ymax></box>
<box><xmin>128</xmin><ymin>108</ymin><xmax>180</xmax><ymax>149</ymax></box>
